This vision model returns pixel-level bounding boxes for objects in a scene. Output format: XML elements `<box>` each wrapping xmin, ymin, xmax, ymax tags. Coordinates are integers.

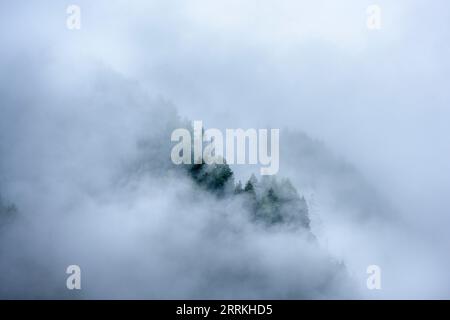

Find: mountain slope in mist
<box><xmin>0</xmin><ymin>58</ymin><xmax>360</xmax><ymax>298</ymax></box>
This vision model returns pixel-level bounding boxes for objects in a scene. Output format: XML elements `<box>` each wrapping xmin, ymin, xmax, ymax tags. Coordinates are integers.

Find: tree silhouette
<box><xmin>184</xmin><ymin>153</ymin><xmax>310</xmax><ymax>229</ymax></box>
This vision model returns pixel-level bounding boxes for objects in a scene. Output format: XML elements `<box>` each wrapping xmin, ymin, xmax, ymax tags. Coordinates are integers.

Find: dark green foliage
<box><xmin>188</xmin><ymin>161</ymin><xmax>234</xmax><ymax>196</ymax></box>
<box><xmin>241</xmin><ymin>176</ymin><xmax>310</xmax><ymax>228</ymax></box>
<box><xmin>241</xmin><ymin>178</ymin><xmax>257</xmax><ymax>215</ymax></box>
<box><xmin>185</xmin><ymin>157</ymin><xmax>310</xmax><ymax>229</ymax></box>
<box><xmin>182</xmin><ymin>123</ymin><xmax>309</xmax><ymax>228</ymax></box>
<box><xmin>244</xmin><ymin>180</ymin><xmax>255</xmax><ymax>193</ymax></box>
<box><xmin>278</xmin><ymin>179</ymin><xmax>310</xmax><ymax>228</ymax></box>
<box><xmin>184</xmin><ymin>126</ymin><xmax>234</xmax><ymax>195</ymax></box>
<box><xmin>257</xmin><ymin>188</ymin><xmax>283</xmax><ymax>224</ymax></box>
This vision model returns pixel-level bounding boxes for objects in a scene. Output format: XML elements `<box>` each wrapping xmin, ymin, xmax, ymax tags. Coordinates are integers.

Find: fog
<box><xmin>0</xmin><ymin>0</ymin><xmax>449</xmax><ymax>299</ymax></box>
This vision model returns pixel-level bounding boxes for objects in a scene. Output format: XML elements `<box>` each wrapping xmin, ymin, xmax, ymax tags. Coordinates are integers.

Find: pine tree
<box><xmin>248</xmin><ymin>174</ymin><xmax>258</xmax><ymax>186</ymax></box>
<box><xmin>184</xmin><ymin>153</ymin><xmax>310</xmax><ymax>229</ymax></box>
<box><xmin>257</xmin><ymin>187</ymin><xmax>283</xmax><ymax>224</ymax></box>
<box><xmin>242</xmin><ymin>178</ymin><xmax>258</xmax><ymax>215</ymax></box>
<box><xmin>244</xmin><ymin>179</ymin><xmax>255</xmax><ymax>193</ymax></box>
<box><xmin>187</xmin><ymin>161</ymin><xmax>233</xmax><ymax>196</ymax></box>
<box><xmin>277</xmin><ymin>178</ymin><xmax>310</xmax><ymax>228</ymax></box>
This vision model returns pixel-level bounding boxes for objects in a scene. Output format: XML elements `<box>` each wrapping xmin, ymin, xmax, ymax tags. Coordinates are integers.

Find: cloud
<box><xmin>1</xmin><ymin>0</ymin><xmax>449</xmax><ymax>299</ymax></box>
<box><xmin>0</xmin><ymin>54</ymin><xmax>357</xmax><ymax>298</ymax></box>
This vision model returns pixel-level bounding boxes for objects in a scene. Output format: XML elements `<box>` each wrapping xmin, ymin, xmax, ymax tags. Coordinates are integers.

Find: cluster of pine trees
<box><xmin>186</xmin><ymin>161</ymin><xmax>310</xmax><ymax>229</ymax></box>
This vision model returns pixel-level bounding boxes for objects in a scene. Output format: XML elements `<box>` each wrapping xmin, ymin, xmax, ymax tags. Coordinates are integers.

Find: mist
<box><xmin>0</xmin><ymin>0</ymin><xmax>449</xmax><ymax>299</ymax></box>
